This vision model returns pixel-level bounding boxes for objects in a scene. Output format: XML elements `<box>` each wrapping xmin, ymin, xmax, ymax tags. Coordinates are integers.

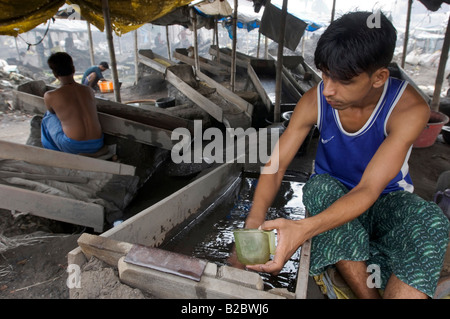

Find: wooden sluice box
<box><xmin>68</xmin><ymin>162</ymin><xmax>312</xmax><ymax>299</ymax></box>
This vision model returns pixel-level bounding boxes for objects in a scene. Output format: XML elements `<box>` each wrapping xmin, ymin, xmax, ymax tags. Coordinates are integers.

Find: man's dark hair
<box><xmin>47</xmin><ymin>52</ymin><xmax>74</xmax><ymax>76</ymax></box>
<box><xmin>99</xmin><ymin>61</ymin><xmax>109</xmax><ymax>69</ymax></box>
<box><xmin>314</xmin><ymin>11</ymin><xmax>397</xmax><ymax>81</ymax></box>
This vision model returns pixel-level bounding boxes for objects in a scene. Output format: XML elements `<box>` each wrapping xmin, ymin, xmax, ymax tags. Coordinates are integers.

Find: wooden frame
<box><xmin>0</xmin><ymin>184</ymin><xmax>104</xmax><ymax>232</ymax></box>
<box><xmin>68</xmin><ymin>162</ymin><xmax>312</xmax><ymax>298</ymax></box>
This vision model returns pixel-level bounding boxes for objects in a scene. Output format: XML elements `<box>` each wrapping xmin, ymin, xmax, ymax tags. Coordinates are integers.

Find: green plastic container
<box><xmin>233</xmin><ymin>229</ymin><xmax>275</xmax><ymax>265</ymax></box>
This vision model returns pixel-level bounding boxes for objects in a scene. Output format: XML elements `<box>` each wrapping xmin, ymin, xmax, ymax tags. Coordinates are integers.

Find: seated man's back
<box><xmin>44</xmin><ymin>82</ymin><xmax>102</xmax><ymax>141</ymax></box>
<box><xmin>41</xmin><ymin>52</ymin><xmax>104</xmax><ymax>155</ymax></box>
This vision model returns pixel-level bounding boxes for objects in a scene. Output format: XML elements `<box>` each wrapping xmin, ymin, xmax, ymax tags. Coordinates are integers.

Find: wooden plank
<box><xmin>118</xmin><ymin>257</ymin><xmax>285</xmax><ymax>299</ymax></box>
<box><xmin>138</xmin><ymin>50</ymin><xmax>175</xmax><ymax>74</ymax></box>
<box><xmin>173</xmin><ymin>49</ymin><xmax>229</xmax><ymax>75</ymax></box>
<box><xmin>209</xmin><ymin>45</ymin><xmax>249</xmax><ymax>69</ymax></box>
<box><xmin>12</xmin><ymin>88</ymin><xmax>193</xmax><ymax>145</ymax></box>
<box><xmin>247</xmin><ymin>65</ymin><xmax>272</xmax><ymax>112</ymax></box>
<box><xmin>196</xmin><ymin>70</ymin><xmax>253</xmax><ymax>117</ymax></box>
<box><xmin>295</xmin><ymin>238</ymin><xmax>311</xmax><ymax>299</ymax></box>
<box><xmin>77</xmin><ymin>233</ymin><xmax>133</xmax><ymax>267</ymax></box>
<box><xmin>98</xmin><ymin>112</ymin><xmax>189</xmax><ymax>151</ymax></box>
<box><xmin>12</xmin><ymin>90</ymin><xmax>46</xmax><ymax>114</ymax></box>
<box><xmin>0</xmin><ymin>184</ymin><xmax>104</xmax><ymax>232</ymax></box>
<box><xmin>0</xmin><ymin>140</ymin><xmax>136</xmax><ymax>176</ymax></box>
<box><xmin>101</xmin><ymin>162</ymin><xmax>243</xmax><ymax>246</ymax></box>
<box><xmin>281</xmin><ymin>71</ymin><xmax>302</xmax><ymax>102</ymax></box>
<box><xmin>294</xmin><ymin>207</ymin><xmax>312</xmax><ymax>299</ymax></box>
<box><xmin>96</xmin><ymin>98</ymin><xmax>193</xmax><ymax>133</ymax></box>
<box><xmin>13</xmin><ymin>87</ymin><xmax>193</xmax><ymax>134</ymax></box>
<box><xmin>165</xmin><ymin>69</ymin><xmax>223</xmax><ymax>123</ymax></box>
<box><xmin>75</xmin><ymin>233</ymin><xmax>277</xmax><ymax>298</ymax></box>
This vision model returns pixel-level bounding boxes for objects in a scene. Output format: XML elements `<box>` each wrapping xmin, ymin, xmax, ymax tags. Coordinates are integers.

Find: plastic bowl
<box><xmin>156</xmin><ymin>97</ymin><xmax>175</xmax><ymax>108</ymax></box>
<box><xmin>233</xmin><ymin>229</ymin><xmax>275</xmax><ymax>265</ymax></box>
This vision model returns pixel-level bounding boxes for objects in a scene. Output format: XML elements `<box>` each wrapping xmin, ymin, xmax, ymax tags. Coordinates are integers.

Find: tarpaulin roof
<box><xmin>0</xmin><ymin>0</ymin><xmax>65</xmax><ymax>36</ymax></box>
<box><xmin>1</xmin><ymin>0</ymin><xmax>447</xmax><ymax>37</ymax></box>
<box><xmin>67</xmin><ymin>0</ymin><xmax>193</xmax><ymax>35</ymax></box>
<box><xmin>0</xmin><ymin>0</ymin><xmax>193</xmax><ymax>36</ymax></box>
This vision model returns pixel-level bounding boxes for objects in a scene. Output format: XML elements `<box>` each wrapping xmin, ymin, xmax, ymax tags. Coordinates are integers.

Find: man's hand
<box><xmin>246</xmin><ymin>218</ymin><xmax>307</xmax><ymax>275</ymax></box>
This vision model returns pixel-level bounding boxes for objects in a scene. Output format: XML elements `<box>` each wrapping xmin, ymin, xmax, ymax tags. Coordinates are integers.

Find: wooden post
<box><xmin>264</xmin><ymin>35</ymin><xmax>268</xmax><ymax>59</ymax></box>
<box><xmin>401</xmin><ymin>0</ymin><xmax>413</xmax><ymax>69</ymax></box>
<box><xmin>101</xmin><ymin>0</ymin><xmax>121</xmax><ymax>102</ymax></box>
<box><xmin>134</xmin><ymin>30</ymin><xmax>139</xmax><ymax>85</ymax></box>
<box><xmin>274</xmin><ymin>0</ymin><xmax>288</xmax><ymax>124</ymax></box>
<box><xmin>166</xmin><ymin>25</ymin><xmax>171</xmax><ymax>60</ymax></box>
<box><xmin>431</xmin><ymin>15</ymin><xmax>450</xmax><ymax>112</ymax></box>
<box><xmin>230</xmin><ymin>0</ymin><xmax>238</xmax><ymax>92</ymax></box>
<box><xmin>190</xmin><ymin>7</ymin><xmax>199</xmax><ymax>73</ymax></box>
<box><xmin>257</xmin><ymin>31</ymin><xmax>261</xmax><ymax>59</ymax></box>
<box><xmin>215</xmin><ymin>18</ymin><xmax>220</xmax><ymax>63</ymax></box>
<box><xmin>14</xmin><ymin>37</ymin><xmax>21</xmax><ymax>63</ymax></box>
<box><xmin>330</xmin><ymin>0</ymin><xmax>336</xmax><ymax>22</ymax></box>
<box><xmin>86</xmin><ymin>21</ymin><xmax>95</xmax><ymax>66</ymax></box>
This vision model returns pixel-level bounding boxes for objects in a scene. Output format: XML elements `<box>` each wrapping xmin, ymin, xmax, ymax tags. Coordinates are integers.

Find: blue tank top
<box><xmin>314</xmin><ymin>77</ymin><xmax>413</xmax><ymax>194</ymax></box>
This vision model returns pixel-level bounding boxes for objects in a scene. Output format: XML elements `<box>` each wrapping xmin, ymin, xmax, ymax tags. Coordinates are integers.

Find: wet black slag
<box><xmin>161</xmin><ymin>174</ymin><xmax>306</xmax><ymax>293</ymax></box>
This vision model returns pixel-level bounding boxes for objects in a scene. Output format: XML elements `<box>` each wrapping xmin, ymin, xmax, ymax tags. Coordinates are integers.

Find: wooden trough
<box><xmin>138</xmin><ymin>49</ymin><xmax>253</xmax><ymax>130</ymax></box>
<box><xmin>67</xmin><ymin>161</ymin><xmax>312</xmax><ymax>299</ymax></box>
<box><xmin>4</xmin><ymin>81</ymin><xmax>196</xmax><ymax>231</ymax></box>
<box><xmin>0</xmin><ymin>140</ymin><xmax>136</xmax><ymax>232</ymax></box>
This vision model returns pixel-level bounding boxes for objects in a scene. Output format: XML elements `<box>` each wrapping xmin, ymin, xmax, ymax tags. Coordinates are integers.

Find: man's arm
<box><xmin>43</xmin><ymin>91</ymin><xmax>55</xmax><ymax>114</ymax></box>
<box><xmin>245</xmin><ymin>87</ymin><xmax>318</xmax><ymax>229</ymax></box>
<box><xmin>248</xmin><ymin>84</ymin><xmax>430</xmax><ymax>274</ymax></box>
<box><xmin>305</xmin><ymin>84</ymin><xmax>429</xmax><ymax>237</ymax></box>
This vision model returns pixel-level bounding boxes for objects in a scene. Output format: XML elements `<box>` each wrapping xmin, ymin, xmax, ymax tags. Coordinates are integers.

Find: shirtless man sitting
<box><xmin>41</xmin><ymin>52</ymin><xmax>104</xmax><ymax>155</ymax></box>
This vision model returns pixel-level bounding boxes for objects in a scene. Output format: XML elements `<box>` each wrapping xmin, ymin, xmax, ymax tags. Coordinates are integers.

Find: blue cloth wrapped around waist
<box><xmin>41</xmin><ymin>111</ymin><xmax>104</xmax><ymax>154</ymax></box>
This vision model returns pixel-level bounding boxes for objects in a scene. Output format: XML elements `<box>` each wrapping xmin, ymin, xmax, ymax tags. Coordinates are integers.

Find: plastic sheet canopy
<box><xmin>0</xmin><ymin>0</ymin><xmax>193</xmax><ymax>36</ymax></box>
<box><xmin>0</xmin><ymin>0</ymin><xmax>65</xmax><ymax>36</ymax></box>
<box><xmin>67</xmin><ymin>0</ymin><xmax>194</xmax><ymax>35</ymax></box>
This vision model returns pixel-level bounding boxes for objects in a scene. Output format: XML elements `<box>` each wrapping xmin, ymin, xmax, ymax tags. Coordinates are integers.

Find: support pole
<box><xmin>230</xmin><ymin>0</ymin><xmax>238</xmax><ymax>92</ymax></box>
<box><xmin>215</xmin><ymin>18</ymin><xmax>220</xmax><ymax>63</ymax></box>
<box><xmin>330</xmin><ymin>0</ymin><xmax>336</xmax><ymax>22</ymax></box>
<box><xmin>102</xmin><ymin>0</ymin><xmax>121</xmax><ymax>102</ymax></box>
<box><xmin>431</xmin><ymin>15</ymin><xmax>450</xmax><ymax>112</ymax></box>
<box><xmin>166</xmin><ymin>25</ymin><xmax>171</xmax><ymax>60</ymax></box>
<box><xmin>134</xmin><ymin>30</ymin><xmax>139</xmax><ymax>85</ymax></box>
<box><xmin>86</xmin><ymin>21</ymin><xmax>95</xmax><ymax>66</ymax></box>
<box><xmin>14</xmin><ymin>37</ymin><xmax>21</xmax><ymax>63</ymax></box>
<box><xmin>264</xmin><ymin>35</ymin><xmax>268</xmax><ymax>59</ymax></box>
<box><xmin>257</xmin><ymin>31</ymin><xmax>261</xmax><ymax>58</ymax></box>
<box><xmin>190</xmin><ymin>7</ymin><xmax>199</xmax><ymax>73</ymax></box>
<box><xmin>274</xmin><ymin>0</ymin><xmax>288</xmax><ymax>124</ymax></box>
<box><xmin>401</xmin><ymin>0</ymin><xmax>413</xmax><ymax>69</ymax></box>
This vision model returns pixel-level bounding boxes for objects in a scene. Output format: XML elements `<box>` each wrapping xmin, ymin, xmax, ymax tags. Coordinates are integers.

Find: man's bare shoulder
<box><xmin>387</xmin><ymin>83</ymin><xmax>429</xmax><ymax>137</ymax></box>
<box><xmin>394</xmin><ymin>83</ymin><xmax>429</xmax><ymax>118</ymax></box>
<box><xmin>291</xmin><ymin>85</ymin><xmax>318</xmax><ymax>123</ymax></box>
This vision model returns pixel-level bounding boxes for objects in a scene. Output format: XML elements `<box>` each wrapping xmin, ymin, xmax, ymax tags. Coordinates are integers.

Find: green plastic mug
<box><xmin>233</xmin><ymin>229</ymin><xmax>276</xmax><ymax>265</ymax></box>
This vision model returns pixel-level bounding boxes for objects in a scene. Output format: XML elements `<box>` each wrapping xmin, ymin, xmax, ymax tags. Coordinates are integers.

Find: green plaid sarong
<box><xmin>303</xmin><ymin>174</ymin><xmax>450</xmax><ymax>297</ymax></box>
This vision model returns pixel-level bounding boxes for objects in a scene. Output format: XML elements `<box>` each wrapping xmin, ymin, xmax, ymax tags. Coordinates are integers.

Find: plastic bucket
<box><xmin>99</xmin><ymin>80</ymin><xmax>113</xmax><ymax>93</ymax></box>
<box><xmin>233</xmin><ymin>229</ymin><xmax>275</xmax><ymax>265</ymax></box>
<box><xmin>413</xmin><ymin>111</ymin><xmax>449</xmax><ymax>148</ymax></box>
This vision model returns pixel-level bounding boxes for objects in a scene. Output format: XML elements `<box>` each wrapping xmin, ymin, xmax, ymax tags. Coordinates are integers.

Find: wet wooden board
<box><xmin>0</xmin><ymin>140</ymin><xmax>135</xmax><ymax>176</ymax></box>
<box><xmin>0</xmin><ymin>184</ymin><xmax>104</xmax><ymax>232</ymax></box>
<box><xmin>124</xmin><ymin>244</ymin><xmax>207</xmax><ymax>282</ymax></box>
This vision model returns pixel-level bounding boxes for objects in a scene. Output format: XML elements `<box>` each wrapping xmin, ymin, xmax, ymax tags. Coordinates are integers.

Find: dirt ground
<box><xmin>0</xmin><ymin>62</ymin><xmax>449</xmax><ymax>300</ymax></box>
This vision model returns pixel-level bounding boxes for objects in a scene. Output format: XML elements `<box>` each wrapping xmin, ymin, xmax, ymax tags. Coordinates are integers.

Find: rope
<box><xmin>17</xmin><ymin>17</ymin><xmax>54</xmax><ymax>51</ymax></box>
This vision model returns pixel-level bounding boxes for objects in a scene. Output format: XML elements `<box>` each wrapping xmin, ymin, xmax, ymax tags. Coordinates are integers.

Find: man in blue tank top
<box><xmin>244</xmin><ymin>11</ymin><xmax>449</xmax><ymax>298</ymax></box>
